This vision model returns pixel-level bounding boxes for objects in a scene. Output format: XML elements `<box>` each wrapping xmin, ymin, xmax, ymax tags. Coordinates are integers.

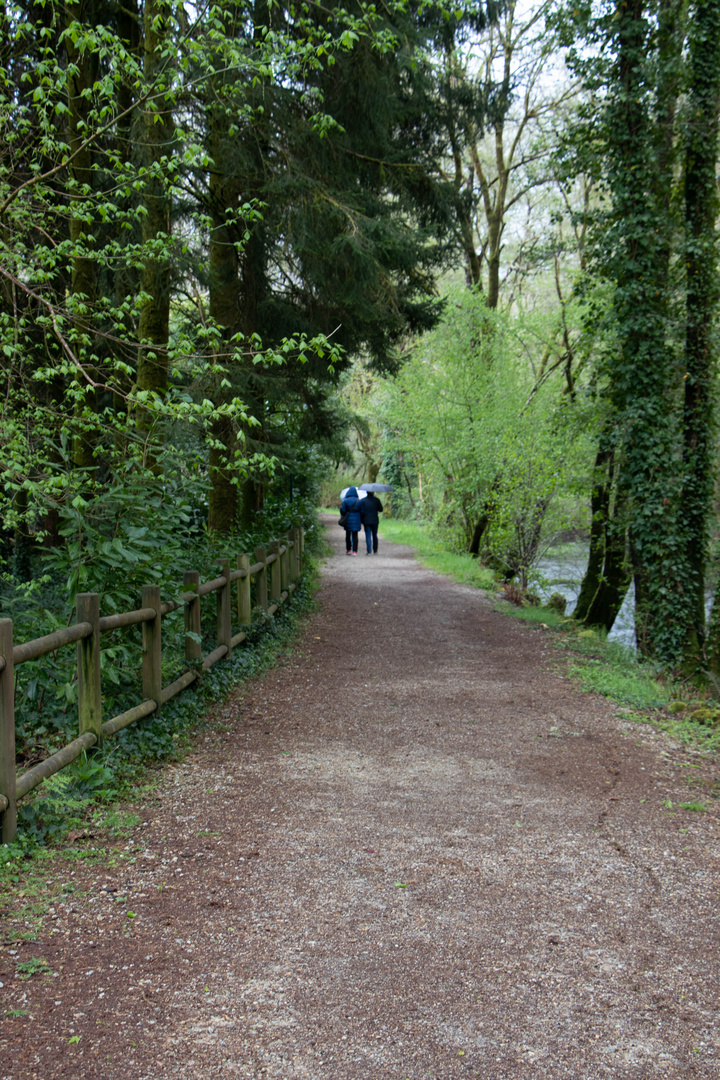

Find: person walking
<box><xmin>360</xmin><ymin>492</ymin><xmax>383</xmax><ymax>554</ymax></box>
<box><xmin>340</xmin><ymin>486</ymin><xmax>363</xmax><ymax>555</ymax></box>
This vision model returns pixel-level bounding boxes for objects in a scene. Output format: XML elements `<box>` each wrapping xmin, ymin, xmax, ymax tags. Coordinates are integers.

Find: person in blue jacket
<box><xmin>340</xmin><ymin>486</ymin><xmax>363</xmax><ymax>555</ymax></box>
<box><xmin>360</xmin><ymin>492</ymin><xmax>383</xmax><ymax>554</ymax></box>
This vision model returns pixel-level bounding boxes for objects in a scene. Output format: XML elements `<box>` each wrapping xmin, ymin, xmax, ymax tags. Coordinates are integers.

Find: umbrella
<box><xmin>359</xmin><ymin>482</ymin><xmax>394</xmax><ymax>493</ymax></box>
<box><xmin>340</xmin><ymin>487</ymin><xmax>367</xmax><ymax>499</ymax></box>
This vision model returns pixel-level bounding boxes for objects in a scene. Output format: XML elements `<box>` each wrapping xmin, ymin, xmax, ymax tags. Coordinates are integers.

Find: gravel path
<box><xmin>2</xmin><ymin>516</ymin><xmax>720</xmax><ymax>1079</ymax></box>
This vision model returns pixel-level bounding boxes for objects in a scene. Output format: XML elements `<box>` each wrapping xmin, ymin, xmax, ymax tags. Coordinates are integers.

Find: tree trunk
<box><xmin>114</xmin><ymin>0</ymin><xmax>141</xmax><ymax>336</ymax></box>
<box><xmin>468</xmin><ymin>477</ymin><xmax>501</xmax><ymax>556</ymax></box>
<box><xmin>583</xmin><ymin>492</ymin><xmax>631</xmax><ymax>634</ymax></box>
<box><xmin>234</xmin><ymin>1</ymin><xmax>271</xmax><ymax>529</ymax></box>
<box><xmin>367</xmin><ymin>458</ymin><xmax>382</xmax><ymax>485</ymax></box>
<box><xmin>706</xmin><ymin>575</ymin><xmax>720</xmax><ymax>679</ymax></box>
<box><xmin>136</xmin><ymin>0</ymin><xmax>174</xmax><ymax>424</ymax></box>
<box><xmin>468</xmin><ymin>512</ymin><xmax>490</xmax><ymax>557</ymax></box>
<box><xmin>574</xmin><ymin>445</ymin><xmax>613</xmax><ymax>623</ymax></box>
<box><xmin>486</xmin><ymin>210</ymin><xmax>503</xmax><ymax>311</ymax></box>
<box><xmin>12</xmin><ymin>487</ymin><xmax>31</xmax><ymax>582</ymax></box>
<box><xmin>208</xmin><ymin>417</ymin><xmax>238</xmax><ymax>534</ymax></box>
<box><xmin>65</xmin><ymin>0</ymin><xmax>99</xmax><ymax>471</ymax></box>
<box><xmin>607</xmin><ymin>0</ymin><xmax>684</xmax><ymax>662</ymax></box>
<box><xmin>206</xmin><ymin>92</ymin><xmax>242</xmax><ymax>535</ymax></box>
<box><xmin>681</xmin><ymin>0</ymin><xmax>720</xmax><ymax>668</ymax></box>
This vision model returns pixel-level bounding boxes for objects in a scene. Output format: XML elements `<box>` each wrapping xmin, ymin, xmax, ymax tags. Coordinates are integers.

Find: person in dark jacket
<box><xmin>360</xmin><ymin>492</ymin><xmax>383</xmax><ymax>554</ymax></box>
<box><xmin>340</xmin><ymin>486</ymin><xmax>363</xmax><ymax>554</ymax></box>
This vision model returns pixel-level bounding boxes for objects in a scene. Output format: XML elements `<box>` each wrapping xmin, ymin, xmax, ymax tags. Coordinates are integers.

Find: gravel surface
<box><xmin>2</xmin><ymin>515</ymin><xmax>720</xmax><ymax>1079</ymax></box>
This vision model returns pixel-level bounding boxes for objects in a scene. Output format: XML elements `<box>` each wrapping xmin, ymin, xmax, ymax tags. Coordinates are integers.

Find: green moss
<box><xmin>690</xmin><ymin>708</ymin><xmax>718</xmax><ymax>725</ymax></box>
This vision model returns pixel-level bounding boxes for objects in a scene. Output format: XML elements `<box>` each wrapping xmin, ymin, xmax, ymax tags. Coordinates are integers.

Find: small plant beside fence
<box><xmin>0</xmin><ymin>527</ymin><xmax>305</xmax><ymax>844</ymax></box>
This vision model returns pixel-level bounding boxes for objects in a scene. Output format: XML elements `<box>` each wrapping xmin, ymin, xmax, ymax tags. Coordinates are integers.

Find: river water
<box><xmin>535</xmin><ymin>543</ymin><xmax>636</xmax><ymax>648</ymax></box>
<box><xmin>536</xmin><ymin>543</ymin><xmax>716</xmax><ymax>650</ymax></box>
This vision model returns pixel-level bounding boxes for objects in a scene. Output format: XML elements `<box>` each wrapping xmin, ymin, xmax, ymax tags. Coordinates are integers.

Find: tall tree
<box><xmin>681</xmin><ymin>0</ymin><xmax>720</xmax><ymax>665</ymax></box>
<box><xmin>192</xmin><ymin>0</ymin><xmax>486</xmax><ymax>533</ymax></box>
<box><xmin>65</xmin><ymin>0</ymin><xmax>101</xmax><ymax>470</ymax></box>
<box><xmin>440</xmin><ymin>0</ymin><xmax>579</xmax><ymax>307</ymax></box>
<box><xmin>565</xmin><ymin>0</ymin><xmax>720</xmax><ymax>667</ymax></box>
<box><xmin>135</xmin><ymin>0</ymin><xmax>177</xmax><ymax>450</ymax></box>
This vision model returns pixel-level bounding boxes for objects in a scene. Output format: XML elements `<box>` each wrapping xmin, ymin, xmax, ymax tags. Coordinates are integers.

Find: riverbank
<box><xmin>379</xmin><ymin>517</ymin><xmax>720</xmax><ymax>758</ymax></box>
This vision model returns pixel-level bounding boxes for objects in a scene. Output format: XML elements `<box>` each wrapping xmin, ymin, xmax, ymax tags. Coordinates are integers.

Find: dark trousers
<box><xmin>363</xmin><ymin>524</ymin><xmax>378</xmax><ymax>553</ymax></box>
<box><xmin>345</xmin><ymin>528</ymin><xmax>359</xmax><ymax>552</ymax></box>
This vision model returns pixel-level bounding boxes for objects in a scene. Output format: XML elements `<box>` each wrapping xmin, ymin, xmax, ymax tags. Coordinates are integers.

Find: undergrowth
<box><xmin>1</xmin><ymin>541</ymin><xmax>322</xmax><ymax>869</ymax></box>
<box><xmin>7</xmin><ymin>490</ymin><xmax>322</xmax><ymax>769</ymax></box>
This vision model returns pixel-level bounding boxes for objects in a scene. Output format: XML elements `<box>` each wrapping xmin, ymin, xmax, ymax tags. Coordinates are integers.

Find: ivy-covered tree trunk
<box><xmin>136</xmin><ymin>0</ymin><xmax>175</xmax><ymax>425</ymax></box>
<box><xmin>605</xmin><ymin>0</ymin><xmax>685</xmax><ymax>662</ymax></box>
<box><xmin>706</xmin><ymin>577</ymin><xmax>720</xmax><ymax>679</ymax></box>
<box><xmin>681</xmin><ymin>0</ymin><xmax>720</xmax><ymax>668</ymax></box>
<box><xmin>235</xmin><ymin>0</ymin><xmax>271</xmax><ymax>531</ymax></box>
<box><xmin>207</xmin><ymin>93</ymin><xmax>242</xmax><ymax>535</ymax></box>
<box><xmin>574</xmin><ymin>436</ymin><xmax>632</xmax><ymax>633</ymax></box>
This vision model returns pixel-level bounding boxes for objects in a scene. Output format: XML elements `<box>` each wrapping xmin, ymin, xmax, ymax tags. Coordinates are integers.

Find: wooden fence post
<box><xmin>184</xmin><ymin>570</ymin><xmax>201</xmax><ymax>664</ymax></box>
<box><xmin>280</xmin><ymin>533</ymin><xmax>290</xmax><ymax>595</ymax></box>
<box><xmin>287</xmin><ymin>522</ymin><xmax>295</xmax><ymax>583</ymax></box>
<box><xmin>268</xmin><ymin>541</ymin><xmax>281</xmax><ymax>606</ymax></box>
<box><xmin>289</xmin><ymin>526</ymin><xmax>298</xmax><ymax>582</ymax></box>
<box><xmin>76</xmin><ymin>593</ymin><xmax>103</xmax><ymax>749</ymax></box>
<box><xmin>237</xmin><ymin>553</ymin><xmax>251</xmax><ymax>626</ymax></box>
<box><xmin>218</xmin><ymin>560</ymin><xmax>232</xmax><ymax>657</ymax></box>
<box><xmin>254</xmin><ymin>546</ymin><xmax>268</xmax><ymax>612</ymax></box>
<box><xmin>142</xmin><ymin>584</ymin><xmax>162</xmax><ymax>714</ymax></box>
<box><xmin>297</xmin><ymin>526</ymin><xmax>304</xmax><ymax>576</ymax></box>
<box><xmin>0</xmin><ymin>620</ymin><xmax>17</xmax><ymax>843</ymax></box>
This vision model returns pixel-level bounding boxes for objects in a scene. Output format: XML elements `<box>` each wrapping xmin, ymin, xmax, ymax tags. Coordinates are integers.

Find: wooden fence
<box><xmin>0</xmin><ymin>526</ymin><xmax>305</xmax><ymax>844</ymax></box>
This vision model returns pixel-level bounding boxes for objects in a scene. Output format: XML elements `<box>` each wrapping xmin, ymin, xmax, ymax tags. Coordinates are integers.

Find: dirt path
<box><xmin>2</xmin><ymin>517</ymin><xmax>720</xmax><ymax>1079</ymax></box>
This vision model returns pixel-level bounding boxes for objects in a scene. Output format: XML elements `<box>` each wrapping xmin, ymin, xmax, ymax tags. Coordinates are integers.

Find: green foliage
<box><xmin>319</xmin><ymin>472</ymin><xmax>361</xmax><ymax>509</ymax></box>
<box><xmin>567</xmin><ymin>652</ymin><xmax>669</xmax><ymax>711</ymax></box>
<box><xmin>495</xmin><ymin>601</ymin><xmax>569</xmax><ymax>631</ymax></box>
<box><xmin>41</xmin><ymin>464</ymin><xmax>207</xmax><ymax>607</ymax></box>
<box><xmin>2</xmin><ymin>0</ymin><xmax>477</xmax><ymax>567</ymax></box>
<box><xmin>15</xmin><ymin>957</ymin><xmax>50</xmax><ymax>979</ymax></box>
<box><xmin>382</xmin><ymin>290</ymin><xmax>594</xmax><ymax>583</ymax></box>
<box><xmin>14</xmin><ymin>774</ymin><xmax>89</xmax><ymax>848</ymax></box>
<box><xmin>3</xmin><ymin>459</ymin><xmax>319</xmax><ymax>766</ymax></box>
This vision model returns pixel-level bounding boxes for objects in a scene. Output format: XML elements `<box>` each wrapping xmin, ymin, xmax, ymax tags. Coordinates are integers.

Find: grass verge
<box><xmin>379</xmin><ymin>519</ymin><xmax>496</xmax><ymax>590</ymax></box>
<box><xmin>496</xmin><ymin>600</ymin><xmax>720</xmax><ymax>756</ymax></box>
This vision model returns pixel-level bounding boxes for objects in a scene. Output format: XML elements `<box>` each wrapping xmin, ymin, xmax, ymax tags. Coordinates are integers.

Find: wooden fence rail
<box><xmin>0</xmin><ymin>527</ymin><xmax>305</xmax><ymax>844</ymax></box>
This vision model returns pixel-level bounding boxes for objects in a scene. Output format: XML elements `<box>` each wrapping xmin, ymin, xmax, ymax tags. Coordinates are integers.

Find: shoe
<box><xmin>352</xmin><ymin>550</ymin><xmax>358</xmax><ymax>555</ymax></box>
<box><xmin>346</xmin><ymin>550</ymin><xmax>352</xmax><ymax>555</ymax></box>
<box><xmin>366</xmin><ymin>550</ymin><xmax>371</xmax><ymax>555</ymax></box>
